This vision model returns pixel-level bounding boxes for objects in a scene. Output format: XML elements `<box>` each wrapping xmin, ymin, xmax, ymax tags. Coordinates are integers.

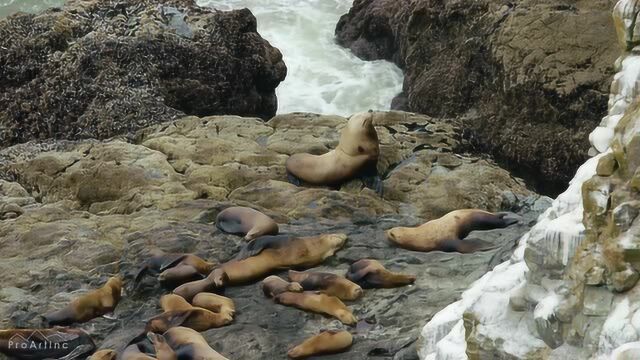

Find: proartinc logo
<box><xmin>0</xmin><ymin>328</ymin><xmax>95</xmax><ymax>359</ymax></box>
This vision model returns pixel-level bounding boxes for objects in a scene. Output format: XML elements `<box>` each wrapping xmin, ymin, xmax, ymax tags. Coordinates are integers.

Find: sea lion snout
<box><xmin>327</xmin><ymin>233</ymin><xmax>348</xmax><ymax>248</ymax></box>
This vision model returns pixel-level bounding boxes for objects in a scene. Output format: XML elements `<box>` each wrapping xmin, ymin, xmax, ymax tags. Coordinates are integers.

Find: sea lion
<box><xmin>285</xmin><ymin>112</ymin><xmax>381</xmax><ymax>192</ymax></box>
<box><xmin>44</xmin><ymin>276</ymin><xmax>123</xmax><ymax>326</ymax></box>
<box><xmin>0</xmin><ymin>328</ymin><xmax>95</xmax><ymax>360</ymax></box>
<box><xmin>163</xmin><ymin>327</ymin><xmax>228</xmax><ymax>360</ymax></box>
<box><xmin>191</xmin><ymin>293</ymin><xmax>236</xmax><ymax>318</ymax></box>
<box><xmin>129</xmin><ymin>307</ymin><xmax>233</xmax><ymax>345</ymax></box>
<box><xmin>216</xmin><ymin>206</ymin><xmax>279</xmax><ymax>241</ymax></box>
<box><xmin>221</xmin><ymin>233</ymin><xmax>348</xmax><ymax>284</ymax></box>
<box><xmin>346</xmin><ymin>259</ymin><xmax>416</xmax><ymax>289</ymax></box>
<box><xmin>385</xmin><ymin>209</ymin><xmax>519</xmax><ymax>253</ymax></box>
<box><xmin>134</xmin><ymin>249</ymin><xmax>216</xmax><ymax>288</ymax></box>
<box><xmin>89</xmin><ymin>349</ymin><xmax>118</xmax><ymax>360</ymax></box>
<box><xmin>262</xmin><ymin>275</ymin><xmax>303</xmax><ymax>298</ymax></box>
<box><xmin>288</xmin><ymin>270</ymin><xmax>363</xmax><ymax>301</ymax></box>
<box><xmin>288</xmin><ymin>330</ymin><xmax>353</xmax><ymax>359</ymax></box>
<box><xmin>274</xmin><ymin>292</ymin><xmax>357</xmax><ymax>325</ymax></box>
<box><xmin>172</xmin><ymin>268</ymin><xmax>228</xmax><ymax>302</ymax></box>
<box><xmin>159</xmin><ymin>294</ymin><xmax>193</xmax><ymax>312</ymax></box>
<box><xmin>146</xmin><ymin>333</ymin><xmax>177</xmax><ymax>360</ymax></box>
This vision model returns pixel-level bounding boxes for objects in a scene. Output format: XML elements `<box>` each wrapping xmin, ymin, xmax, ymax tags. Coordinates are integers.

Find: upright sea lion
<box><xmin>262</xmin><ymin>275</ymin><xmax>303</xmax><ymax>298</ymax></box>
<box><xmin>274</xmin><ymin>292</ymin><xmax>357</xmax><ymax>325</ymax></box>
<box><xmin>0</xmin><ymin>328</ymin><xmax>95</xmax><ymax>360</ymax></box>
<box><xmin>44</xmin><ymin>276</ymin><xmax>123</xmax><ymax>326</ymax></box>
<box><xmin>346</xmin><ymin>259</ymin><xmax>416</xmax><ymax>289</ymax></box>
<box><xmin>192</xmin><ymin>293</ymin><xmax>236</xmax><ymax>318</ymax></box>
<box><xmin>163</xmin><ymin>327</ymin><xmax>229</xmax><ymax>360</ymax></box>
<box><xmin>216</xmin><ymin>206</ymin><xmax>279</xmax><ymax>241</ymax></box>
<box><xmin>89</xmin><ymin>349</ymin><xmax>118</xmax><ymax>360</ymax></box>
<box><xmin>285</xmin><ymin>112</ymin><xmax>382</xmax><ymax>193</ymax></box>
<box><xmin>385</xmin><ymin>209</ymin><xmax>519</xmax><ymax>253</ymax></box>
<box><xmin>172</xmin><ymin>268</ymin><xmax>228</xmax><ymax>302</ymax></box>
<box><xmin>288</xmin><ymin>270</ymin><xmax>363</xmax><ymax>301</ymax></box>
<box><xmin>288</xmin><ymin>330</ymin><xmax>353</xmax><ymax>359</ymax></box>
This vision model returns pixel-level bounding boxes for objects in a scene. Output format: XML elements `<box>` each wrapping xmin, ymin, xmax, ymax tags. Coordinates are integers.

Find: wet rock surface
<box><xmin>0</xmin><ymin>111</ymin><xmax>547</xmax><ymax>359</ymax></box>
<box><xmin>0</xmin><ymin>0</ymin><xmax>286</xmax><ymax>149</ymax></box>
<box><xmin>336</xmin><ymin>0</ymin><xmax>617</xmax><ymax>195</ymax></box>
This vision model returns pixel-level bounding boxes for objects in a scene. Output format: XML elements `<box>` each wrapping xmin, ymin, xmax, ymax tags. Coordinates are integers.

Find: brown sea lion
<box><xmin>221</xmin><ymin>233</ymin><xmax>348</xmax><ymax>285</ymax></box>
<box><xmin>134</xmin><ymin>249</ymin><xmax>216</xmax><ymax>288</ymax></box>
<box><xmin>89</xmin><ymin>349</ymin><xmax>118</xmax><ymax>360</ymax></box>
<box><xmin>385</xmin><ymin>209</ymin><xmax>519</xmax><ymax>253</ymax></box>
<box><xmin>192</xmin><ymin>293</ymin><xmax>236</xmax><ymax>318</ymax></box>
<box><xmin>172</xmin><ymin>268</ymin><xmax>228</xmax><ymax>302</ymax></box>
<box><xmin>216</xmin><ymin>206</ymin><xmax>279</xmax><ymax>241</ymax></box>
<box><xmin>274</xmin><ymin>292</ymin><xmax>357</xmax><ymax>325</ymax></box>
<box><xmin>262</xmin><ymin>275</ymin><xmax>303</xmax><ymax>298</ymax></box>
<box><xmin>0</xmin><ymin>328</ymin><xmax>96</xmax><ymax>359</ymax></box>
<box><xmin>146</xmin><ymin>333</ymin><xmax>177</xmax><ymax>360</ymax></box>
<box><xmin>159</xmin><ymin>294</ymin><xmax>192</xmax><ymax>312</ymax></box>
<box><xmin>288</xmin><ymin>330</ymin><xmax>353</xmax><ymax>359</ymax></box>
<box><xmin>288</xmin><ymin>270</ymin><xmax>363</xmax><ymax>301</ymax></box>
<box><xmin>346</xmin><ymin>259</ymin><xmax>416</xmax><ymax>289</ymax></box>
<box><xmin>163</xmin><ymin>327</ymin><xmax>228</xmax><ymax>360</ymax></box>
<box><xmin>44</xmin><ymin>276</ymin><xmax>123</xmax><ymax>326</ymax></box>
<box><xmin>285</xmin><ymin>112</ymin><xmax>381</xmax><ymax>192</ymax></box>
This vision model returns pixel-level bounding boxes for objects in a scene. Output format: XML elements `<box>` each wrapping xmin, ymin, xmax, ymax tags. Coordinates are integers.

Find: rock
<box><xmin>0</xmin><ymin>111</ymin><xmax>545</xmax><ymax>359</ymax></box>
<box><xmin>336</xmin><ymin>0</ymin><xmax>617</xmax><ymax>195</ymax></box>
<box><xmin>582</xmin><ymin>286</ymin><xmax>613</xmax><ymax>317</ymax></box>
<box><xmin>597</xmin><ymin>153</ymin><xmax>619</xmax><ymax>176</ymax></box>
<box><xmin>610</xmin><ymin>266</ymin><xmax>640</xmax><ymax>293</ymax></box>
<box><xmin>0</xmin><ymin>0</ymin><xmax>286</xmax><ymax>148</ymax></box>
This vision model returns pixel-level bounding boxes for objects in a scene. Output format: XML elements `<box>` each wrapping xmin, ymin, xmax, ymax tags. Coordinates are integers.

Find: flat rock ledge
<box><xmin>0</xmin><ymin>111</ymin><xmax>549</xmax><ymax>359</ymax></box>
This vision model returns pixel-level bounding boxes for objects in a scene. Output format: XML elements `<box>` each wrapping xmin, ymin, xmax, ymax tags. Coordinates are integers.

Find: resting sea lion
<box><xmin>274</xmin><ymin>292</ymin><xmax>357</xmax><ymax>325</ymax></box>
<box><xmin>262</xmin><ymin>275</ymin><xmax>303</xmax><ymax>298</ymax></box>
<box><xmin>346</xmin><ymin>259</ymin><xmax>415</xmax><ymax>289</ymax></box>
<box><xmin>288</xmin><ymin>270</ymin><xmax>362</xmax><ymax>301</ymax></box>
<box><xmin>285</xmin><ymin>112</ymin><xmax>381</xmax><ymax>193</ymax></box>
<box><xmin>134</xmin><ymin>249</ymin><xmax>216</xmax><ymax>288</ymax></box>
<box><xmin>386</xmin><ymin>209</ymin><xmax>519</xmax><ymax>253</ymax></box>
<box><xmin>159</xmin><ymin>294</ymin><xmax>193</xmax><ymax>312</ymax></box>
<box><xmin>89</xmin><ymin>349</ymin><xmax>118</xmax><ymax>360</ymax></box>
<box><xmin>44</xmin><ymin>276</ymin><xmax>122</xmax><ymax>326</ymax></box>
<box><xmin>0</xmin><ymin>328</ymin><xmax>95</xmax><ymax>360</ymax></box>
<box><xmin>288</xmin><ymin>330</ymin><xmax>353</xmax><ymax>359</ymax></box>
<box><xmin>172</xmin><ymin>268</ymin><xmax>228</xmax><ymax>302</ymax></box>
<box><xmin>222</xmin><ymin>233</ymin><xmax>348</xmax><ymax>284</ymax></box>
<box><xmin>192</xmin><ymin>293</ymin><xmax>235</xmax><ymax>318</ymax></box>
<box><xmin>216</xmin><ymin>206</ymin><xmax>279</xmax><ymax>241</ymax></box>
<box><xmin>163</xmin><ymin>327</ymin><xmax>228</xmax><ymax>360</ymax></box>
<box><xmin>146</xmin><ymin>333</ymin><xmax>177</xmax><ymax>360</ymax></box>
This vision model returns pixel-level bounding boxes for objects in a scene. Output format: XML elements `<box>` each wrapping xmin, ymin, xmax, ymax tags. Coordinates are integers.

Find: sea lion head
<box><xmin>323</xmin><ymin>233</ymin><xmax>348</xmax><ymax>250</ymax></box>
<box><xmin>339</xmin><ymin>112</ymin><xmax>379</xmax><ymax>157</ymax></box>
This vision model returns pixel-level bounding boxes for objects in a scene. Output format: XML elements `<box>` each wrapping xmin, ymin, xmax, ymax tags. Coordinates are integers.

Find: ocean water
<box><xmin>0</xmin><ymin>0</ymin><xmax>64</xmax><ymax>18</ymax></box>
<box><xmin>198</xmin><ymin>0</ymin><xmax>404</xmax><ymax>116</ymax></box>
<box><xmin>0</xmin><ymin>0</ymin><xmax>404</xmax><ymax>116</ymax></box>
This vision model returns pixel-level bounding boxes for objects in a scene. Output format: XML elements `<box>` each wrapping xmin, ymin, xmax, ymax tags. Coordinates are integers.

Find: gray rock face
<box><xmin>0</xmin><ymin>112</ymin><xmax>546</xmax><ymax>359</ymax></box>
<box><xmin>0</xmin><ymin>0</ymin><xmax>287</xmax><ymax>149</ymax></box>
<box><xmin>335</xmin><ymin>0</ymin><xmax>618</xmax><ymax>195</ymax></box>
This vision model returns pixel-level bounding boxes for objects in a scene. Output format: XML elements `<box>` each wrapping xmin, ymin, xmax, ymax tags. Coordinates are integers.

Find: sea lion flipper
<box><xmin>287</xmin><ymin>171</ymin><xmax>303</xmax><ymax>187</ymax></box>
<box><xmin>236</xmin><ymin>235</ymin><xmax>292</xmax><ymax>260</ymax></box>
<box><xmin>133</xmin><ymin>264</ymin><xmax>150</xmax><ymax>289</ymax></box>
<box><xmin>496</xmin><ymin>212</ymin><xmax>521</xmax><ymax>227</ymax></box>
<box><xmin>346</xmin><ymin>266</ymin><xmax>372</xmax><ymax>283</ymax></box>
<box><xmin>159</xmin><ymin>254</ymin><xmax>189</xmax><ymax>272</ymax></box>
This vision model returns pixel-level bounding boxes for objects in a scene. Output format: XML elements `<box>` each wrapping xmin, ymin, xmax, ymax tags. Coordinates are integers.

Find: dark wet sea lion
<box><xmin>0</xmin><ymin>328</ymin><xmax>95</xmax><ymax>360</ymax></box>
<box><xmin>134</xmin><ymin>249</ymin><xmax>216</xmax><ymax>288</ymax></box>
<box><xmin>346</xmin><ymin>259</ymin><xmax>416</xmax><ymax>289</ymax></box>
<box><xmin>274</xmin><ymin>292</ymin><xmax>357</xmax><ymax>325</ymax></box>
<box><xmin>44</xmin><ymin>276</ymin><xmax>122</xmax><ymax>326</ymax></box>
<box><xmin>288</xmin><ymin>270</ymin><xmax>362</xmax><ymax>301</ymax></box>
<box><xmin>285</xmin><ymin>112</ymin><xmax>382</xmax><ymax>193</ymax></box>
<box><xmin>262</xmin><ymin>275</ymin><xmax>303</xmax><ymax>298</ymax></box>
<box><xmin>385</xmin><ymin>209</ymin><xmax>519</xmax><ymax>253</ymax></box>
<box><xmin>288</xmin><ymin>330</ymin><xmax>353</xmax><ymax>359</ymax></box>
<box><xmin>163</xmin><ymin>327</ymin><xmax>229</xmax><ymax>360</ymax></box>
<box><xmin>216</xmin><ymin>206</ymin><xmax>279</xmax><ymax>241</ymax></box>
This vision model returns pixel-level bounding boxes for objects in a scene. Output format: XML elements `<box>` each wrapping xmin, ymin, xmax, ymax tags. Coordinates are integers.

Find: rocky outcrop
<box><xmin>0</xmin><ymin>111</ymin><xmax>547</xmax><ymax>359</ymax></box>
<box><xmin>0</xmin><ymin>0</ymin><xmax>286</xmax><ymax>149</ymax></box>
<box><xmin>418</xmin><ymin>2</ymin><xmax>640</xmax><ymax>359</ymax></box>
<box><xmin>336</xmin><ymin>0</ymin><xmax>618</xmax><ymax>195</ymax></box>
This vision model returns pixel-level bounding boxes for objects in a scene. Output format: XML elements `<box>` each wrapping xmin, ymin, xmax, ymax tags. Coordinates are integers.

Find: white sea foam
<box><xmin>197</xmin><ymin>0</ymin><xmax>404</xmax><ymax>116</ymax></box>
